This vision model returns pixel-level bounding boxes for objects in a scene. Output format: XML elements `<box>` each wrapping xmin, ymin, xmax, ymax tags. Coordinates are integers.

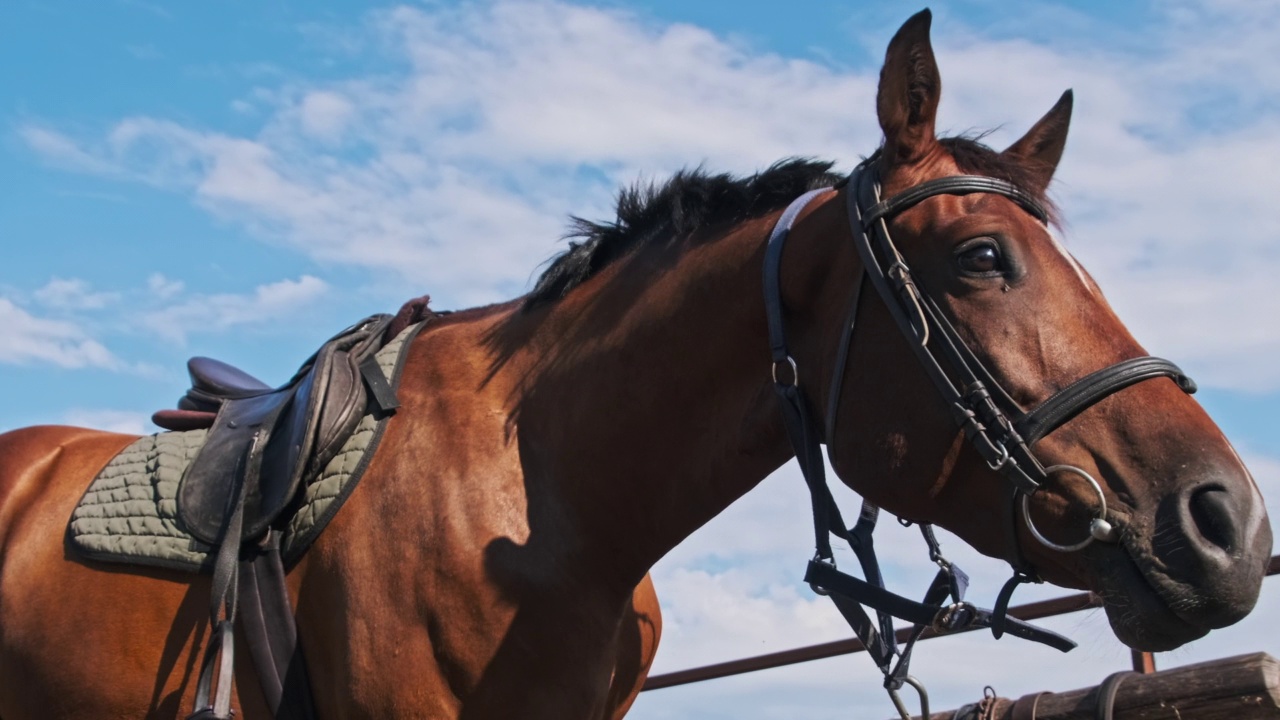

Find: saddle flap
<box><xmin>253</xmin><ymin>372</ymin><xmax>318</xmax><ymax>537</ymax></box>
<box><xmin>307</xmin><ymin>351</ymin><xmax>368</xmax><ymax>474</ymax></box>
<box><xmin>178</xmin><ymin>391</ymin><xmax>298</xmax><ymax>545</ymax></box>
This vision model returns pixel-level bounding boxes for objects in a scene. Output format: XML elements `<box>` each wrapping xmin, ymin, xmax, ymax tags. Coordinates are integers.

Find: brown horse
<box><xmin>0</xmin><ymin>9</ymin><xmax>1272</xmax><ymax>719</ymax></box>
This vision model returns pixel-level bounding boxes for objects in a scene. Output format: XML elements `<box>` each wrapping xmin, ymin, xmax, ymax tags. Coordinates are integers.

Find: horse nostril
<box><xmin>1188</xmin><ymin>485</ymin><xmax>1238</xmax><ymax>555</ymax></box>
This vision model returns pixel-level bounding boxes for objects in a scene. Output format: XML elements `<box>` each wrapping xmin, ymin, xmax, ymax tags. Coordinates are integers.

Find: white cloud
<box><xmin>16</xmin><ymin>1</ymin><xmax>876</xmax><ymax>310</ymax></box>
<box><xmin>19</xmin><ymin>0</ymin><xmax>1280</xmax><ymax>391</ymax></box>
<box><xmin>0</xmin><ymin>298</ymin><xmax>122</xmax><ymax>369</ymax></box>
<box><xmin>33</xmin><ymin>277</ymin><xmax>120</xmax><ymax>310</ymax></box>
<box><xmin>146</xmin><ymin>273</ymin><xmax>185</xmax><ymax>299</ymax></box>
<box><xmin>60</xmin><ymin>408</ymin><xmax>152</xmax><ymax>435</ymax></box>
<box><xmin>297</xmin><ymin>91</ymin><xmax>354</xmax><ymax>141</ymax></box>
<box><xmin>141</xmin><ymin>275</ymin><xmax>329</xmax><ymax>343</ymax></box>
<box><xmin>18</xmin><ymin>125</ymin><xmax>116</xmax><ymax>175</ymax></box>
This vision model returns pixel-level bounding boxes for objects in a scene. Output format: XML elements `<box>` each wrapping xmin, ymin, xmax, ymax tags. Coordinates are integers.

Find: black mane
<box><xmin>525</xmin><ymin>159</ymin><xmax>841</xmax><ymax>308</ymax></box>
<box><xmin>524</xmin><ymin>138</ymin><xmax>1053</xmax><ymax>309</ymax></box>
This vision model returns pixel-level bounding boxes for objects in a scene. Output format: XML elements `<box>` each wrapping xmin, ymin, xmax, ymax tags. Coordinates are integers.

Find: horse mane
<box><xmin>523</xmin><ymin>137</ymin><xmax>1055</xmax><ymax>309</ymax></box>
<box><xmin>524</xmin><ymin>159</ymin><xmax>841</xmax><ymax>309</ymax></box>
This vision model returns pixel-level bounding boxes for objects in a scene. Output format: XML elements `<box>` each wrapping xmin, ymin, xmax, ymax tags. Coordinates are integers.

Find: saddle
<box><xmin>163</xmin><ymin>315</ymin><xmax>399</xmax><ymax>544</ymax></box>
<box><xmin>152</xmin><ymin>313</ymin><xmax>401</xmax><ymax>720</ymax></box>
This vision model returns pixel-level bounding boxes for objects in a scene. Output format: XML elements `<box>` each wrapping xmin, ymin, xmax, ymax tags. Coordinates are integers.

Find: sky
<box><xmin>3</xmin><ymin>0</ymin><xmax>1280</xmax><ymax>717</ymax></box>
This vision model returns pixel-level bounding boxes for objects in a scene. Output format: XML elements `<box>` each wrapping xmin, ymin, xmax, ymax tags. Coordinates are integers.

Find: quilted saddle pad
<box><xmin>67</xmin><ymin>321</ymin><xmax>423</xmax><ymax>572</ymax></box>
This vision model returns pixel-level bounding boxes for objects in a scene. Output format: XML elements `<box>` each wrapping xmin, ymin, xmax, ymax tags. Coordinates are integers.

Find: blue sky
<box><xmin>4</xmin><ymin>1</ymin><xmax>1280</xmax><ymax>717</ymax></box>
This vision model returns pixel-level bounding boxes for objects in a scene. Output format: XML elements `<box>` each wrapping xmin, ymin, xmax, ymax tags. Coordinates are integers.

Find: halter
<box><xmin>763</xmin><ymin>160</ymin><xmax>1196</xmax><ymax>718</ymax></box>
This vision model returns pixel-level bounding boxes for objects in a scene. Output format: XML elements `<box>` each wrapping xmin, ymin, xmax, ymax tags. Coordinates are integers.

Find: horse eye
<box><xmin>956</xmin><ymin>242</ymin><xmax>1003</xmax><ymax>275</ymax></box>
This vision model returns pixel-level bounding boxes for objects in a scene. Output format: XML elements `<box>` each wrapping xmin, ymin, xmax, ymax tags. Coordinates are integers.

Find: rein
<box><xmin>763</xmin><ymin>161</ymin><xmax>1196</xmax><ymax>718</ymax></box>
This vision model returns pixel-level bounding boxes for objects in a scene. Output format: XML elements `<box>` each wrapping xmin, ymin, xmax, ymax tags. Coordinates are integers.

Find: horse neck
<box><xmin>497</xmin><ymin>192</ymin><xmax>854</xmax><ymax>589</ymax></box>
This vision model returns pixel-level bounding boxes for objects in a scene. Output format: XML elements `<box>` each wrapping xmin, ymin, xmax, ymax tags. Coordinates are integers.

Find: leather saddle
<box><xmin>168</xmin><ymin>313</ymin><xmax>399</xmax><ymax>546</ymax></box>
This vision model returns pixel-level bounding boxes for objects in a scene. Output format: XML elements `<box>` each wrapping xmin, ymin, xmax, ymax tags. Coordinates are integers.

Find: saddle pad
<box><xmin>68</xmin><ymin>321</ymin><xmax>424</xmax><ymax>573</ymax></box>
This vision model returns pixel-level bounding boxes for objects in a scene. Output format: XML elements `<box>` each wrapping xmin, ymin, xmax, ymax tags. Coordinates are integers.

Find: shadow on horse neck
<box><xmin>476</xmin><ymin>160</ymin><xmax>853</xmax><ymax>592</ymax></box>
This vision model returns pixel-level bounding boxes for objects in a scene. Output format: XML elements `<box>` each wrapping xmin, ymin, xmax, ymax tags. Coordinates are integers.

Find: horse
<box><xmin>0</xmin><ymin>9</ymin><xmax>1272</xmax><ymax>719</ymax></box>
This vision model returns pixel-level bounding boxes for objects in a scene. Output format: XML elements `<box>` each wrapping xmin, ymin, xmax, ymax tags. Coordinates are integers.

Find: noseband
<box><xmin>763</xmin><ymin>162</ymin><xmax>1196</xmax><ymax>717</ymax></box>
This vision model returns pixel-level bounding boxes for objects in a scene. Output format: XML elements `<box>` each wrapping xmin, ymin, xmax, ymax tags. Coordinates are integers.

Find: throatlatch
<box><xmin>762</xmin><ymin>160</ymin><xmax>1196</xmax><ymax>718</ymax></box>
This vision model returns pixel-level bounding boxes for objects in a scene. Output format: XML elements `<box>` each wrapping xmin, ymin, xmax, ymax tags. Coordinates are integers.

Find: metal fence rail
<box><xmin>642</xmin><ymin>554</ymin><xmax>1280</xmax><ymax>691</ymax></box>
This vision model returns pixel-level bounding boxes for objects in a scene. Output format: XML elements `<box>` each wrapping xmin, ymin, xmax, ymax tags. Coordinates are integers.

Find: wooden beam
<box><xmin>904</xmin><ymin>652</ymin><xmax>1280</xmax><ymax>720</ymax></box>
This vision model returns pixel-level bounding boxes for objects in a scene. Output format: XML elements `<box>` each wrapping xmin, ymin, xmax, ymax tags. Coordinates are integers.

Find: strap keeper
<box><xmin>991</xmin><ymin>570</ymin><xmax>1039</xmax><ymax>640</ymax></box>
<box><xmin>950</xmin><ymin>403</ymin><xmax>985</xmax><ymax>439</ymax></box>
<box><xmin>359</xmin><ymin>355</ymin><xmax>400</xmax><ymax>413</ymax></box>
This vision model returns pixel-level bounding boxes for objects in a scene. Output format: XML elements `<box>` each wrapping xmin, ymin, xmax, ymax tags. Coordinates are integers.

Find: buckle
<box><xmin>808</xmin><ymin>554</ymin><xmax>834</xmax><ymax>596</ymax></box>
<box><xmin>986</xmin><ymin>442</ymin><xmax>1011</xmax><ymax>471</ymax></box>
<box><xmin>931</xmin><ymin>601</ymin><xmax>977</xmax><ymax>634</ymax></box>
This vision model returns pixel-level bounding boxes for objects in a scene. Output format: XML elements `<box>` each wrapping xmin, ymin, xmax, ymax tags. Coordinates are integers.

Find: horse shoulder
<box><xmin>297</xmin><ymin>313</ymin><xmax>663</xmax><ymax>718</ymax></box>
<box><xmin>294</xmin><ymin>316</ymin><xmax>537</xmax><ymax>715</ymax></box>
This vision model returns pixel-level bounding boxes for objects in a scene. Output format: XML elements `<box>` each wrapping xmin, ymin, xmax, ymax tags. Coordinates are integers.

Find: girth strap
<box><xmin>236</xmin><ymin>533</ymin><xmax>316</xmax><ymax>720</ymax></box>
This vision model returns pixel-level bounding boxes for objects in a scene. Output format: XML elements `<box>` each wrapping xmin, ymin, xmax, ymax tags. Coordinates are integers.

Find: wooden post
<box><xmin>904</xmin><ymin>652</ymin><xmax>1280</xmax><ymax>720</ymax></box>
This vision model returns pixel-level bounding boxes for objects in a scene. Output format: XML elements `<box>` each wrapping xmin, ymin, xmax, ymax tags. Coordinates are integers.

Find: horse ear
<box><xmin>877</xmin><ymin>9</ymin><xmax>942</xmax><ymax>165</ymax></box>
<box><xmin>1002</xmin><ymin>89</ymin><xmax>1073</xmax><ymax>193</ymax></box>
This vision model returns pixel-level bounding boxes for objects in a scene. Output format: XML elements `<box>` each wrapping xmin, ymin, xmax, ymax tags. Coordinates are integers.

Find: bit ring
<box><xmin>1021</xmin><ymin>465</ymin><xmax>1118</xmax><ymax>553</ymax></box>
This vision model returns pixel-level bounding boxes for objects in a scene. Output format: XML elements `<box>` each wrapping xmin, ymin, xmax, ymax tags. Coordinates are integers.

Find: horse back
<box><xmin>0</xmin><ymin>425</ymin><xmax>132</xmax><ymax>552</ymax></box>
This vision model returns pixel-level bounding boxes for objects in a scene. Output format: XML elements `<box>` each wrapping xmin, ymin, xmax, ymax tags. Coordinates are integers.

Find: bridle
<box><xmin>762</xmin><ymin>160</ymin><xmax>1196</xmax><ymax>718</ymax></box>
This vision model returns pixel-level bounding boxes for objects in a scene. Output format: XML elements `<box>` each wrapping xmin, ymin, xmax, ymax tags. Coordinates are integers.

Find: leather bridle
<box><xmin>763</xmin><ymin>160</ymin><xmax>1196</xmax><ymax>718</ymax></box>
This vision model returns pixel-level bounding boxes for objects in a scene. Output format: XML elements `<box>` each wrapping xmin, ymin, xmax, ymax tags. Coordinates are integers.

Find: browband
<box><xmin>861</xmin><ymin>175</ymin><xmax>1049</xmax><ymax>228</ymax></box>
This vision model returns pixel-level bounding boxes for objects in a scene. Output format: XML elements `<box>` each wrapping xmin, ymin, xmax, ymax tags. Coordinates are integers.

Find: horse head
<box><xmin>802</xmin><ymin>10</ymin><xmax>1271</xmax><ymax>652</ymax></box>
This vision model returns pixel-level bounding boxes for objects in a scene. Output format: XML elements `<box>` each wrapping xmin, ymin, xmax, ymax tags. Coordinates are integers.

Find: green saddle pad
<box><xmin>68</xmin><ymin>321</ymin><xmax>423</xmax><ymax>572</ymax></box>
